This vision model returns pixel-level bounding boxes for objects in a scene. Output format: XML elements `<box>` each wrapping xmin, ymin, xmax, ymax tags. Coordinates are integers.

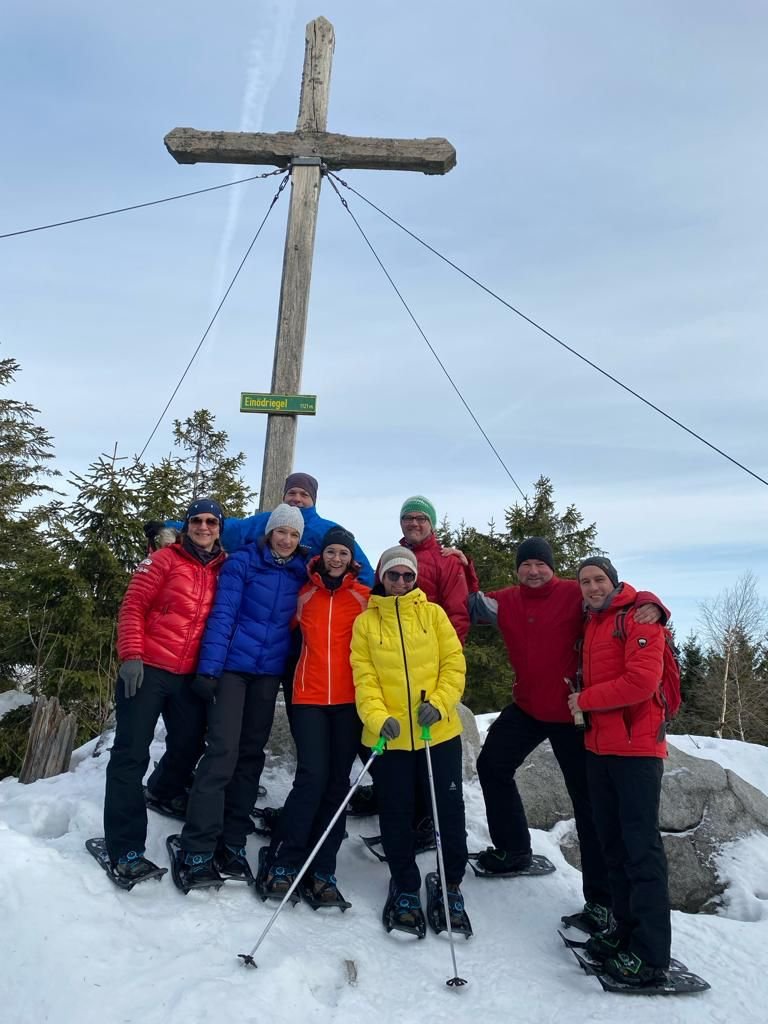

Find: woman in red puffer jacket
<box><xmin>98</xmin><ymin>499</ymin><xmax>226</xmax><ymax>884</ymax></box>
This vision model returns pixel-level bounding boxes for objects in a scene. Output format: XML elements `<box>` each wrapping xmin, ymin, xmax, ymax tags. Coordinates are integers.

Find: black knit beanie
<box><xmin>577</xmin><ymin>556</ymin><xmax>619</xmax><ymax>589</ymax></box>
<box><xmin>321</xmin><ymin>526</ymin><xmax>355</xmax><ymax>556</ymax></box>
<box><xmin>516</xmin><ymin>537</ymin><xmax>554</xmax><ymax>571</ymax></box>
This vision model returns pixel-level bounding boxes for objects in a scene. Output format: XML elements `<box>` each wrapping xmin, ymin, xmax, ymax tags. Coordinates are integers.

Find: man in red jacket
<box><xmin>567</xmin><ymin>556</ymin><xmax>670</xmax><ymax>986</ymax></box>
<box><xmin>98</xmin><ymin>499</ymin><xmax>226</xmax><ymax>885</ymax></box>
<box><xmin>470</xmin><ymin>537</ymin><xmax>666</xmax><ymax>933</ymax></box>
<box><xmin>398</xmin><ymin>495</ymin><xmax>474</xmax><ymax>643</ymax></box>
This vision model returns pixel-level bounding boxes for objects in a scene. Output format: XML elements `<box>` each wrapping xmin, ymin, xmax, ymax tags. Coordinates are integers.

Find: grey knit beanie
<box><xmin>577</xmin><ymin>556</ymin><xmax>619</xmax><ymax>589</ymax></box>
<box><xmin>265</xmin><ymin>503</ymin><xmax>305</xmax><ymax>540</ymax></box>
<box><xmin>378</xmin><ymin>545</ymin><xmax>418</xmax><ymax>581</ymax></box>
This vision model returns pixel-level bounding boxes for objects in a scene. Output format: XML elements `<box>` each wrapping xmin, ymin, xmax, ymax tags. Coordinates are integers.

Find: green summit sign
<box><xmin>240</xmin><ymin>392</ymin><xmax>317</xmax><ymax>416</ymax></box>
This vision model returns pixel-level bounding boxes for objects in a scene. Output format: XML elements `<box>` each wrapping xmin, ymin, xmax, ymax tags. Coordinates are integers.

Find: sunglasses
<box><xmin>189</xmin><ymin>516</ymin><xmax>220</xmax><ymax>527</ymax></box>
<box><xmin>385</xmin><ymin>570</ymin><xmax>416</xmax><ymax>583</ymax></box>
<box><xmin>401</xmin><ymin>515</ymin><xmax>430</xmax><ymax>525</ymax></box>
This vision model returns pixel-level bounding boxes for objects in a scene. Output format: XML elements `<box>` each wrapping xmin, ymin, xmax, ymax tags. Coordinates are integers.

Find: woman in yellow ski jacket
<box><xmin>350</xmin><ymin>545</ymin><xmax>469</xmax><ymax>938</ymax></box>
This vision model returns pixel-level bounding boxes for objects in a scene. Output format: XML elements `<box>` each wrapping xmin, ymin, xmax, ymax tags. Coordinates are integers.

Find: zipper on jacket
<box><xmin>394</xmin><ymin>597</ymin><xmax>415</xmax><ymax>749</ymax></box>
<box><xmin>326</xmin><ymin>591</ymin><xmax>334</xmax><ymax>705</ymax></box>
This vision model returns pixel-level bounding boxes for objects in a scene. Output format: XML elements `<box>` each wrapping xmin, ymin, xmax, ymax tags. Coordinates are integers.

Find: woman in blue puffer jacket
<box><xmin>175</xmin><ymin>504</ymin><xmax>308</xmax><ymax>889</ymax></box>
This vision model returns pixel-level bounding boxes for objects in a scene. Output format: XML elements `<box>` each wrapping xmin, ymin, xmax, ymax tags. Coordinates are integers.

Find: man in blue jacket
<box><xmin>211</xmin><ymin>472</ymin><xmax>375</xmax><ymax>587</ymax></box>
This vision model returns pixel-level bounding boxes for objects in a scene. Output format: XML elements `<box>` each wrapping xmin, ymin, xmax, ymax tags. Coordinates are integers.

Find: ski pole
<box><xmin>420</xmin><ymin>691</ymin><xmax>467</xmax><ymax>989</ymax></box>
<box><xmin>238</xmin><ymin>736</ymin><xmax>386</xmax><ymax>968</ymax></box>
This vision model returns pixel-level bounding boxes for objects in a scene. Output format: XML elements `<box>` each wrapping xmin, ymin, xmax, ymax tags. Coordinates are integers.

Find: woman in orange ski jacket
<box><xmin>264</xmin><ymin>527</ymin><xmax>370</xmax><ymax>906</ymax></box>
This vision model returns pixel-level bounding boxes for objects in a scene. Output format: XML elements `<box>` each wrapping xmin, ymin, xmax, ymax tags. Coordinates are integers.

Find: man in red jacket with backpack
<box><xmin>568</xmin><ymin>556</ymin><xmax>671</xmax><ymax>987</ymax></box>
<box><xmin>470</xmin><ymin>537</ymin><xmax>667</xmax><ymax>934</ymax></box>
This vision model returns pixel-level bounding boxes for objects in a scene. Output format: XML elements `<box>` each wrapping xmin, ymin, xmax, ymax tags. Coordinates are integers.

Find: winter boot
<box><xmin>214</xmin><ymin>843</ymin><xmax>254</xmax><ymax>882</ymax></box>
<box><xmin>603</xmin><ymin>951</ymin><xmax>667</xmax><ymax>987</ymax></box>
<box><xmin>585</xmin><ymin>924</ymin><xmax>627</xmax><ymax>963</ymax></box>
<box><xmin>300</xmin><ymin>872</ymin><xmax>352</xmax><ymax>910</ymax></box>
<box><xmin>144</xmin><ymin>787</ymin><xmax>188</xmax><ymax>821</ymax></box>
<box><xmin>425</xmin><ymin>872</ymin><xmax>473</xmax><ymax>938</ymax></box>
<box><xmin>347</xmin><ymin>784</ymin><xmax>378</xmax><ymax>817</ymax></box>
<box><xmin>182</xmin><ymin>850</ymin><xmax>223</xmax><ymax>886</ymax></box>
<box><xmin>114</xmin><ymin>850</ymin><xmax>164</xmax><ymax>884</ymax></box>
<box><xmin>382</xmin><ymin>879</ymin><xmax>426</xmax><ymax>938</ymax></box>
<box><xmin>475</xmin><ymin>847</ymin><xmax>532</xmax><ymax>874</ymax></box>
<box><xmin>261</xmin><ymin>861</ymin><xmax>299</xmax><ymax>903</ymax></box>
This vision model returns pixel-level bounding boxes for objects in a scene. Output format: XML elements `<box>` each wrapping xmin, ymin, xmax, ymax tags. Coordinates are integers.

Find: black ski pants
<box><xmin>104</xmin><ymin>665</ymin><xmax>206</xmax><ymax>863</ymax></box>
<box><xmin>181</xmin><ymin>671</ymin><xmax>281</xmax><ymax>853</ymax></box>
<box><xmin>586</xmin><ymin>752</ymin><xmax>671</xmax><ymax>968</ymax></box>
<box><xmin>269</xmin><ymin>703</ymin><xmax>361</xmax><ymax>874</ymax></box>
<box><xmin>477</xmin><ymin>702</ymin><xmax>611</xmax><ymax>906</ymax></box>
<box><xmin>372</xmin><ymin>735</ymin><xmax>467</xmax><ymax>894</ymax></box>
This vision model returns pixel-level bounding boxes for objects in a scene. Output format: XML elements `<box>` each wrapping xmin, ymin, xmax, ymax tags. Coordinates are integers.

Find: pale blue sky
<box><xmin>2</xmin><ymin>1</ymin><xmax>767</xmax><ymax>638</ymax></box>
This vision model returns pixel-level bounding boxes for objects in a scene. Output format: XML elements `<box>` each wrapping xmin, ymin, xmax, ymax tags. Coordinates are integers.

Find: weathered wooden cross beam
<box><xmin>165</xmin><ymin>15</ymin><xmax>456</xmax><ymax>511</ymax></box>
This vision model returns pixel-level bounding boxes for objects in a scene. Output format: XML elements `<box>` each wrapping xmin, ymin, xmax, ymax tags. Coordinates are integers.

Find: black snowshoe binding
<box><xmin>300</xmin><ymin>872</ymin><xmax>351</xmax><ymax>911</ymax></box>
<box><xmin>250</xmin><ymin>805</ymin><xmax>283</xmax><ymax>837</ymax></box>
<box><xmin>382</xmin><ymin>880</ymin><xmax>426</xmax><ymax>939</ymax></box>
<box><xmin>143</xmin><ymin>786</ymin><xmax>188</xmax><ymax>822</ymax></box>
<box><xmin>425</xmin><ymin>872</ymin><xmax>472</xmax><ymax>939</ymax></box>
<box><xmin>469</xmin><ymin>847</ymin><xmax>556</xmax><ymax>878</ymax></box>
<box><xmin>413</xmin><ymin>816</ymin><xmax>436</xmax><ymax>855</ymax></box>
<box><xmin>558</xmin><ymin>930</ymin><xmax>689</xmax><ymax>976</ymax></box>
<box><xmin>561</xmin><ymin>901</ymin><xmax>613</xmax><ymax>935</ymax></box>
<box><xmin>253</xmin><ymin>846</ymin><xmax>300</xmax><ymax>904</ymax></box>
<box><xmin>166</xmin><ymin>834</ymin><xmax>223</xmax><ymax>894</ymax></box>
<box><xmin>214</xmin><ymin>843</ymin><xmax>254</xmax><ymax>882</ymax></box>
<box><xmin>347</xmin><ymin>784</ymin><xmax>378</xmax><ymax>817</ymax></box>
<box><xmin>86</xmin><ymin>838</ymin><xmax>167</xmax><ymax>891</ymax></box>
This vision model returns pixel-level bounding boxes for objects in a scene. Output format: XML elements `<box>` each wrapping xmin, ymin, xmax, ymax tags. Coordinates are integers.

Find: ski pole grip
<box><xmin>372</xmin><ymin>736</ymin><xmax>387</xmax><ymax>754</ymax></box>
<box><xmin>419</xmin><ymin>690</ymin><xmax>432</xmax><ymax>741</ymax></box>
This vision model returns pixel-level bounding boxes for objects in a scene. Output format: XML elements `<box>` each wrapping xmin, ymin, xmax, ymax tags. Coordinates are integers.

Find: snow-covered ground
<box><xmin>1</xmin><ymin>718</ymin><xmax>766</xmax><ymax>1024</ymax></box>
<box><xmin>0</xmin><ymin>690</ymin><xmax>33</xmax><ymax>720</ymax></box>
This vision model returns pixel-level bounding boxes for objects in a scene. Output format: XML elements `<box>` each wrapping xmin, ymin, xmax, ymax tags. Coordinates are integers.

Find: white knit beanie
<box><xmin>265</xmin><ymin>503</ymin><xmax>305</xmax><ymax>540</ymax></box>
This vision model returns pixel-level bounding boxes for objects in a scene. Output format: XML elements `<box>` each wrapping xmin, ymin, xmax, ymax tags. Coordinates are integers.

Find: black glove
<box><xmin>380</xmin><ymin>717</ymin><xmax>400</xmax><ymax>741</ymax></box>
<box><xmin>119</xmin><ymin>659</ymin><xmax>144</xmax><ymax>699</ymax></box>
<box><xmin>191</xmin><ymin>674</ymin><xmax>219</xmax><ymax>703</ymax></box>
<box><xmin>417</xmin><ymin>701</ymin><xmax>441</xmax><ymax>727</ymax></box>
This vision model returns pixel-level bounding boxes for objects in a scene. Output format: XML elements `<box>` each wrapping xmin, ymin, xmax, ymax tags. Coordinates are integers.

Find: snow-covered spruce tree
<box><xmin>172</xmin><ymin>409</ymin><xmax>256</xmax><ymax>517</ymax></box>
<box><xmin>505</xmin><ymin>475</ymin><xmax>600</xmax><ymax>574</ymax></box>
<box><xmin>439</xmin><ymin>478</ymin><xmax>601</xmax><ymax>714</ymax></box>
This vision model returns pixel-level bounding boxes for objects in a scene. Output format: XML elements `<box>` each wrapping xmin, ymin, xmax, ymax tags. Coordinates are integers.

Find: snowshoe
<box><xmin>300</xmin><ymin>872</ymin><xmax>351</xmax><ymax>911</ymax></box>
<box><xmin>166</xmin><ymin>835</ymin><xmax>223</xmax><ymax>894</ymax></box>
<box><xmin>347</xmin><ymin>784</ymin><xmax>378</xmax><ymax>817</ymax></box>
<box><xmin>596</xmin><ymin>968</ymin><xmax>710</xmax><ymax>996</ymax></box>
<box><xmin>86</xmin><ymin>838</ymin><xmax>167</xmax><ymax>891</ymax></box>
<box><xmin>469</xmin><ymin>848</ymin><xmax>555</xmax><ymax>878</ymax></box>
<box><xmin>361</xmin><ymin>834</ymin><xmax>388</xmax><ymax>862</ymax></box>
<box><xmin>382</xmin><ymin>880</ymin><xmax>426</xmax><ymax>939</ymax></box>
<box><xmin>250</xmin><ymin>805</ymin><xmax>283</xmax><ymax>837</ymax></box>
<box><xmin>214</xmin><ymin>843</ymin><xmax>254</xmax><ymax>883</ymax></box>
<box><xmin>143</xmin><ymin>786</ymin><xmax>188</xmax><ymax>822</ymax></box>
<box><xmin>560</xmin><ymin>901</ymin><xmax>612</xmax><ymax>935</ymax></box>
<box><xmin>425</xmin><ymin>872</ymin><xmax>472</xmax><ymax>939</ymax></box>
<box><xmin>253</xmin><ymin>846</ymin><xmax>300</xmax><ymax>904</ymax></box>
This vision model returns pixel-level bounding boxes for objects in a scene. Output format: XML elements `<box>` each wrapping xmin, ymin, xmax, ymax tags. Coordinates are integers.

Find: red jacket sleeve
<box><xmin>635</xmin><ymin>590</ymin><xmax>670</xmax><ymax>625</ymax></box>
<box><xmin>438</xmin><ymin>556</ymin><xmax>471</xmax><ymax>645</ymax></box>
<box><xmin>117</xmin><ymin>553</ymin><xmax>170</xmax><ymax>661</ymax></box>
<box><xmin>464</xmin><ymin>559</ymin><xmax>480</xmax><ymax>595</ymax></box>
<box><xmin>579</xmin><ymin>614</ymin><xmax>665</xmax><ymax>712</ymax></box>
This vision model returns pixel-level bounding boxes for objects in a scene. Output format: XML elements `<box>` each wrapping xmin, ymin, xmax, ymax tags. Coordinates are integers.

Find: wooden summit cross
<box><xmin>165</xmin><ymin>15</ymin><xmax>456</xmax><ymax>511</ymax></box>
